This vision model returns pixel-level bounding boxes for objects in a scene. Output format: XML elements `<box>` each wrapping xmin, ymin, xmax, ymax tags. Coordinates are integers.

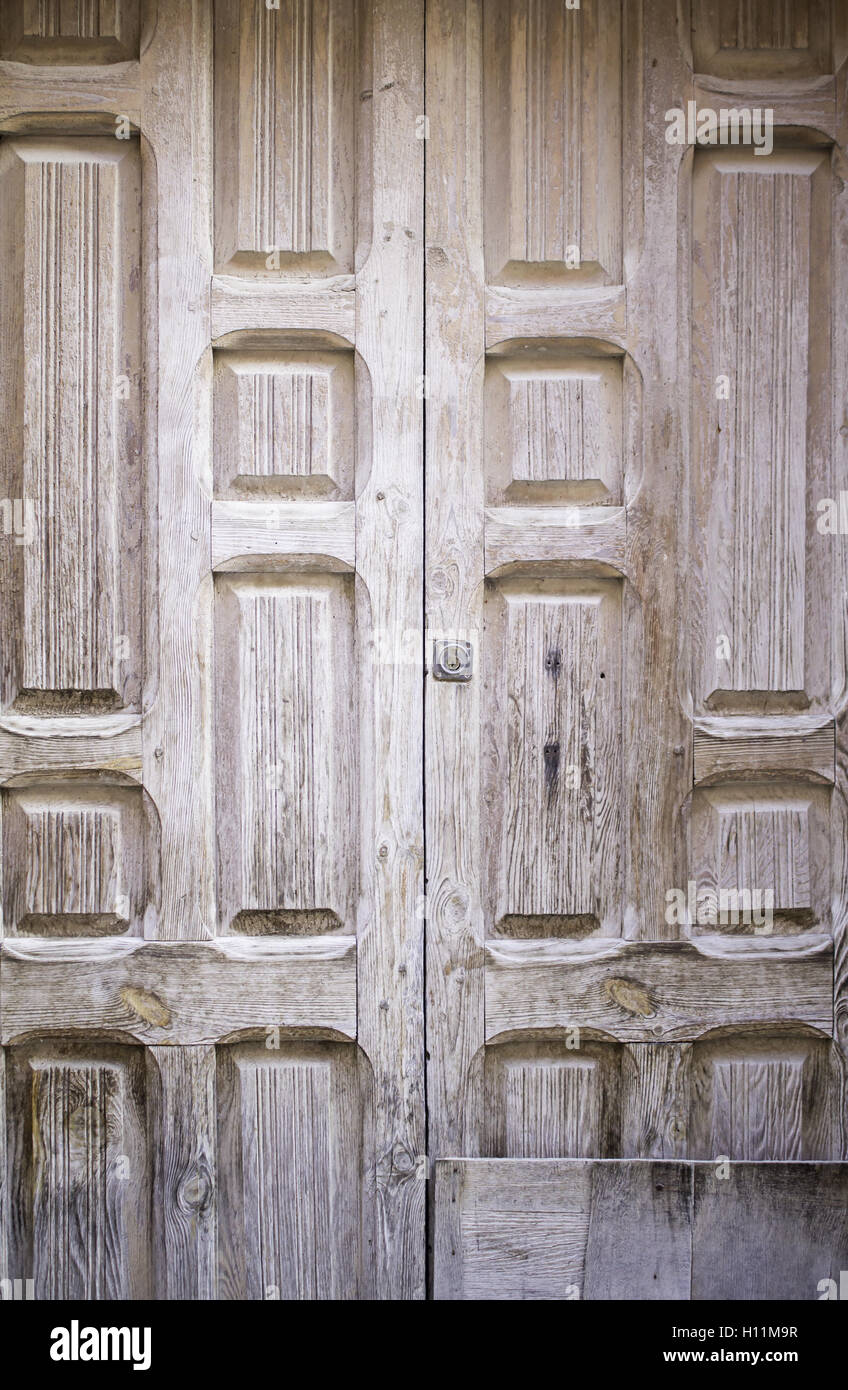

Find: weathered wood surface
<box><xmin>217</xmin><ymin>1042</ymin><xmax>368</xmax><ymax>1300</ymax></box>
<box><xmin>149</xmin><ymin>1046</ymin><xmax>217</xmax><ymax>1300</ymax></box>
<box><xmin>211</xmin><ymin>276</ymin><xmax>356</xmax><ymax>342</ymax></box>
<box><xmin>485</xmin><ymin>938</ymin><xmax>833</xmax><ymax>1042</ymax></box>
<box><xmin>1</xmin><ymin>0</ymin><xmax>847</xmax><ymax>1303</ymax></box>
<box><xmin>693</xmin><ymin>717</ymin><xmax>835</xmax><ymax>785</ymax></box>
<box><xmin>691</xmin><ymin>1162</ymin><xmax>848</xmax><ymax>1301</ymax></box>
<box><xmin>211</xmin><ymin>500</ymin><xmax>356</xmax><ymax>571</ymax></box>
<box><xmin>354</xmin><ymin>0</ymin><xmax>426</xmax><ymax>1299</ymax></box>
<box><xmin>427</xmin><ymin>0</ymin><xmax>847</xmax><ymax>1303</ymax></box>
<box><xmin>424</xmin><ymin>0</ymin><xmax>487</xmax><ymax>1188</ymax></box>
<box><xmin>435</xmin><ymin>1159</ymin><xmax>848</xmax><ymax>1301</ymax></box>
<box><xmin>483</xmin><ymin>506</ymin><xmax>626</xmax><ymax>576</ymax></box>
<box><xmin>1</xmin><ymin>938</ymin><xmax>357</xmax><ymax>1045</ymax></box>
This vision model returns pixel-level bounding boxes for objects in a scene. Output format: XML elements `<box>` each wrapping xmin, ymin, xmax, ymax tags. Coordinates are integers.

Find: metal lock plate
<box><xmin>432</xmin><ymin>638</ymin><xmax>473</xmax><ymax>682</ymax></box>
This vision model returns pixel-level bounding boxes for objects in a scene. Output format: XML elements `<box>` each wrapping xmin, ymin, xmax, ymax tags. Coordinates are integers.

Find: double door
<box><xmin>0</xmin><ymin>0</ymin><xmax>846</xmax><ymax>1300</ymax></box>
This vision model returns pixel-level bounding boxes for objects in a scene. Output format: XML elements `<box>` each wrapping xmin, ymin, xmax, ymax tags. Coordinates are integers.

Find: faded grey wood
<box><xmin>0</xmin><ymin>0</ymin><xmax>425</xmax><ymax>1303</ymax></box>
<box><xmin>427</xmin><ymin>0</ymin><xmax>847</xmax><ymax>1304</ymax></box>
<box><xmin>620</xmin><ymin>1044</ymin><xmax>691</xmax><ymax>1159</ymax></box>
<box><xmin>1</xmin><ymin>937</ymin><xmax>357</xmax><ymax>1045</ymax></box>
<box><xmin>216</xmin><ymin>1041</ymin><xmax>367</xmax><ymax>1301</ymax></box>
<box><xmin>485</xmin><ymin>938</ymin><xmax>833</xmax><ymax>1042</ymax></box>
<box><xmin>6</xmin><ymin>1041</ymin><xmax>151</xmax><ymax>1301</ymax></box>
<box><xmin>1</xmin><ymin>0</ymin><xmax>846</xmax><ymax>1303</ymax></box>
<box><xmin>424</xmin><ymin>0</ymin><xmax>487</xmax><ymax>1185</ymax></box>
<box><xmin>582</xmin><ymin>1160</ymin><xmax>691</xmax><ymax>1300</ymax></box>
<box><xmin>436</xmin><ymin>1158</ymin><xmax>848</xmax><ymax>1301</ymax></box>
<box><xmin>149</xmin><ymin>1046</ymin><xmax>217</xmax><ymax>1301</ymax></box>
<box><xmin>691</xmin><ymin>1162</ymin><xmax>848</xmax><ymax>1301</ymax></box>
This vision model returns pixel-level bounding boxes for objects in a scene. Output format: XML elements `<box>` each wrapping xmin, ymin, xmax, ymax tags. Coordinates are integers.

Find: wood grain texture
<box><xmin>691</xmin><ymin>0</ymin><xmax>833</xmax><ymax>78</ymax></box>
<box><xmin>482</xmin><ymin>0</ymin><xmax>621</xmax><ymax>285</ymax></box>
<box><xmin>693</xmin><ymin>717</ymin><xmax>835</xmax><ymax>784</ymax></box>
<box><xmin>485</xmin><ymin>1040</ymin><xmax>620</xmax><ymax>1159</ymax></box>
<box><xmin>217</xmin><ymin>1042</ymin><xmax>365</xmax><ymax>1300</ymax></box>
<box><xmin>1</xmin><ymin>0</ymin><xmax>845</xmax><ymax>1305</ymax></box>
<box><xmin>435</xmin><ymin>1158</ymin><xmax>691</xmax><ymax>1300</ymax></box>
<box><xmin>689</xmin><ymin>780</ymin><xmax>830</xmax><ymax>935</ymax></box>
<box><xmin>620</xmin><ymin>0</ymin><xmax>690</xmax><ymax>944</ymax></box>
<box><xmin>0</xmin><ymin>1050</ymin><xmax>7</xmax><ymax>1284</ymax></box>
<box><xmin>484</xmin><ymin>506</ymin><xmax>626</xmax><ymax>575</ymax></box>
<box><xmin>140</xmin><ymin>0</ymin><xmax>215</xmax><ymax>940</ymax></box>
<box><xmin>689</xmin><ymin>1034</ymin><xmax>833</xmax><ymax>1160</ymax></box>
<box><xmin>483</xmin><ymin>577</ymin><xmax>622</xmax><ymax>935</ymax></box>
<box><xmin>692</xmin><ymin>74</ymin><xmax>837</xmax><ymax>142</ymax></box>
<box><xmin>436</xmin><ymin>1158</ymin><xmax>848</xmax><ymax>1301</ymax></box>
<box><xmin>0</xmin><ymin>0</ymin><xmax>141</xmax><ymax>64</ymax></box>
<box><xmin>691</xmin><ymin>1161</ymin><xmax>848</xmax><ymax>1299</ymax></box>
<box><xmin>2</xmin><ymin>782</ymin><xmax>151</xmax><ymax>938</ymax></box>
<box><xmin>1</xmin><ymin>937</ymin><xmax>357</xmax><ymax>1044</ymax></box>
<box><xmin>833</xmin><ymin>39</ymin><xmax>848</xmax><ymax>1164</ymax></box>
<box><xmin>354</xmin><ymin>0</ymin><xmax>425</xmax><ymax>1298</ymax></box>
<box><xmin>485</xmin><ymin>938</ymin><xmax>833</xmax><ymax>1041</ymax></box>
<box><xmin>149</xmin><ymin>1046</ymin><xmax>217</xmax><ymax>1300</ymax></box>
<box><xmin>582</xmin><ymin>1159</ymin><xmax>692</xmax><ymax>1299</ymax></box>
<box><xmin>211</xmin><ymin>499</ymin><xmax>356</xmax><ymax>570</ymax></box>
<box><xmin>424</xmin><ymin>0</ymin><xmax>487</xmax><ymax>1187</ymax></box>
<box><xmin>211</xmin><ymin>275</ymin><xmax>356</xmax><ymax>341</ymax></box>
<box><xmin>214</xmin><ymin>0</ymin><xmax>357</xmax><ymax>273</ymax></box>
<box><xmin>214</xmin><ymin>349</ymin><xmax>355</xmax><ymax>497</ymax></box>
<box><xmin>0</xmin><ymin>135</ymin><xmax>143</xmax><ymax>713</ymax></box>
<box><xmin>620</xmin><ymin>1043</ymin><xmax>691</xmax><ymax>1158</ymax></box>
<box><xmin>214</xmin><ymin>573</ymin><xmax>357</xmax><ymax>932</ymax></box>
<box><xmin>690</xmin><ymin>146</ymin><xmax>831</xmax><ymax>716</ymax></box>
<box><xmin>0</xmin><ymin>717</ymin><xmax>141</xmax><ymax>780</ymax></box>
<box><xmin>485</xmin><ymin>284</ymin><xmax>626</xmax><ymax>348</ymax></box>
<box><xmin>486</xmin><ymin>351</ymin><xmax>622</xmax><ymax>503</ymax></box>
<box><xmin>0</xmin><ymin>63</ymin><xmax>141</xmax><ymax>125</ymax></box>
<box><xmin>6</xmin><ymin>1042</ymin><xmax>151</xmax><ymax>1300</ymax></box>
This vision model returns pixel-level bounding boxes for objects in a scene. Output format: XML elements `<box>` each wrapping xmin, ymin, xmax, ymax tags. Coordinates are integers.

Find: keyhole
<box><xmin>445</xmin><ymin>648</ymin><xmax>460</xmax><ymax>671</ymax></box>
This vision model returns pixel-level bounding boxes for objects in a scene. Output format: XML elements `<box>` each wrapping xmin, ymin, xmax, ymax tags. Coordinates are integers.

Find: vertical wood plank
<box><xmin>692</xmin><ymin>1162</ymin><xmax>848</xmax><ymax>1300</ymax></box>
<box><xmin>582</xmin><ymin>1159</ymin><xmax>691</xmax><ymax>1299</ymax></box>
<box><xmin>627</xmin><ymin>1</ymin><xmax>692</xmax><ymax>940</ymax></box>
<box><xmin>355</xmin><ymin>0</ymin><xmax>426</xmax><ymax>1299</ymax></box>
<box><xmin>424</xmin><ymin>0</ymin><xmax>487</xmax><ymax>1185</ymax></box>
<box><xmin>833</xmin><ymin>28</ymin><xmax>848</xmax><ymax>1163</ymax></box>
<box><xmin>140</xmin><ymin>0</ymin><xmax>215</xmax><ymax>940</ymax></box>
<box><xmin>620</xmin><ymin>1044</ymin><xmax>691</xmax><ymax>1159</ymax></box>
<box><xmin>0</xmin><ymin>1050</ymin><xmax>7</xmax><ymax>1285</ymax></box>
<box><xmin>149</xmin><ymin>1046</ymin><xmax>217</xmax><ymax>1300</ymax></box>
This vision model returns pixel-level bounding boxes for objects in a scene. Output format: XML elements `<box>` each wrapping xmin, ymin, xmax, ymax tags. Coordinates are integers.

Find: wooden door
<box><xmin>426</xmin><ymin>0</ymin><xmax>848</xmax><ymax>1299</ymax></box>
<box><xmin>2</xmin><ymin>0</ymin><xmax>848</xmax><ymax>1307</ymax></box>
<box><xmin>0</xmin><ymin>0</ymin><xmax>425</xmax><ymax>1300</ymax></box>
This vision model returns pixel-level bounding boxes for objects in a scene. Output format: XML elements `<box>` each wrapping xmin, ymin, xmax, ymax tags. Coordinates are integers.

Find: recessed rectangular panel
<box><xmin>690</xmin><ymin>1036</ymin><xmax>833</xmax><ymax>1160</ymax></box>
<box><xmin>214</xmin><ymin>351</ymin><xmax>354</xmax><ymax>498</ymax></box>
<box><xmin>2</xmin><ymin>783</ymin><xmax>150</xmax><ymax>937</ymax></box>
<box><xmin>689</xmin><ymin>782</ymin><xmax>829</xmax><ymax>935</ymax></box>
<box><xmin>691</xmin><ymin>0</ymin><xmax>832</xmax><ymax>77</ymax></box>
<box><xmin>483</xmin><ymin>0</ymin><xmax>621</xmax><ymax>285</ymax></box>
<box><xmin>690</xmin><ymin>148</ymin><xmax>831</xmax><ymax>715</ymax></box>
<box><xmin>0</xmin><ymin>137</ymin><xmax>143</xmax><ymax>712</ymax></box>
<box><xmin>216</xmin><ymin>1043</ymin><xmax>364</xmax><ymax>1299</ymax></box>
<box><xmin>486</xmin><ymin>1041</ymin><xmax>619</xmax><ymax>1158</ymax></box>
<box><xmin>486</xmin><ymin>353</ymin><xmax>622</xmax><ymax>503</ymax></box>
<box><xmin>484</xmin><ymin>577</ymin><xmax>622</xmax><ymax>936</ymax></box>
<box><xmin>6</xmin><ymin>1043</ymin><xmax>150</xmax><ymax>1300</ymax></box>
<box><xmin>214</xmin><ymin>0</ymin><xmax>358</xmax><ymax>273</ymax></box>
<box><xmin>215</xmin><ymin>574</ymin><xmax>357</xmax><ymax>932</ymax></box>
<box><xmin>0</xmin><ymin>0</ymin><xmax>140</xmax><ymax>62</ymax></box>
